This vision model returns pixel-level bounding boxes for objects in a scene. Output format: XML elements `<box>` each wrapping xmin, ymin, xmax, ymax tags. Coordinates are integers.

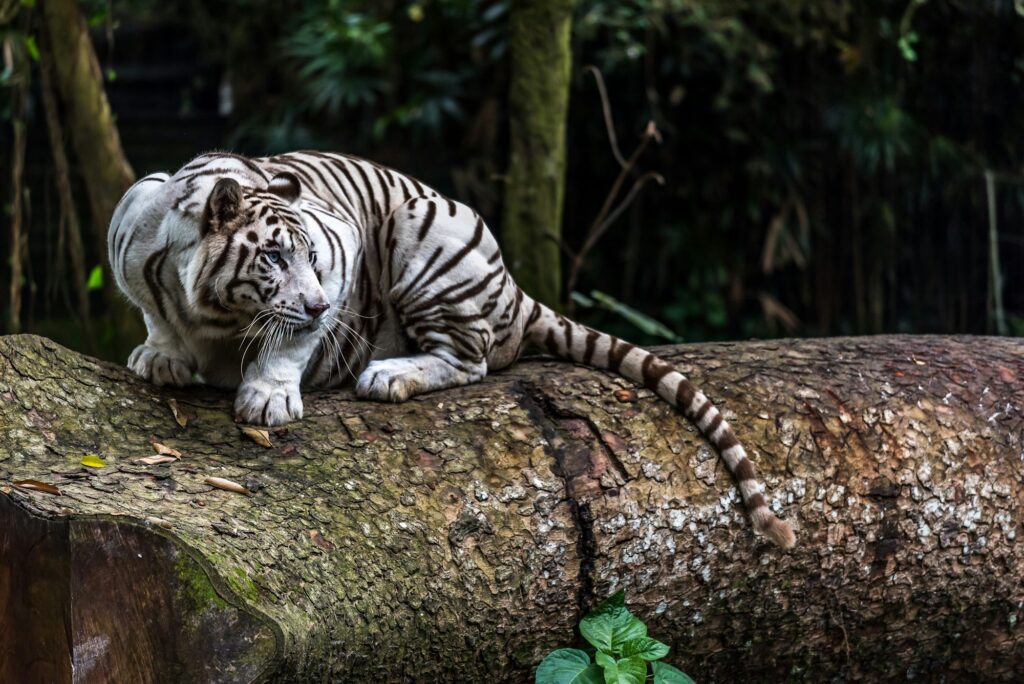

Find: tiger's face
<box><xmin>194</xmin><ymin>173</ymin><xmax>331</xmax><ymax>334</ymax></box>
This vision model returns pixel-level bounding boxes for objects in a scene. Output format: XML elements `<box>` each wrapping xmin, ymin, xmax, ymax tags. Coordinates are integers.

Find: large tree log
<box><xmin>0</xmin><ymin>334</ymin><xmax>1022</xmax><ymax>682</ymax></box>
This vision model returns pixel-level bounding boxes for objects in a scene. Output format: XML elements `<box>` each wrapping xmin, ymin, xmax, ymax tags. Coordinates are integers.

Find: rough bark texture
<box><xmin>1</xmin><ymin>334</ymin><xmax>1022</xmax><ymax>682</ymax></box>
<box><xmin>501</xmin><ymin>0</ymin><xmax>573</xmax><ymax>306</ymax></box>
<box><xmin>39</xmin><ymin>27</ymin><xmax>91</xmax><ymax>336</ymax></box>
<box><xmin>6</xmin><ymin>60</ymin><xmax>27</xmax><ymax>333</ymax></box>
<box><xmin>39</xmin><ymin>0</ymin><xmax>135</xmax><ymax>246</ymax></box>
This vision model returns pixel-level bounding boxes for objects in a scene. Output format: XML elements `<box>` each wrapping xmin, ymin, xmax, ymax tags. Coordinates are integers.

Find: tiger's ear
<box><xmin>267</xmin><ymin>172</ymin><xmax>301</xmax><ymax>205</ymax></box>
<box><xmin>203</xmin><ymin>178</ymin><xmax>243</xmax><ymax>235</ymax></box>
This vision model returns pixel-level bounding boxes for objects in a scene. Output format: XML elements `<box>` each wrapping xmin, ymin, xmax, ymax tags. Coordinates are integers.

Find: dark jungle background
<box><xmin>2</xmin><ymin>0</ymin><xmax>1023</xmax><ymax>362</ymax></box>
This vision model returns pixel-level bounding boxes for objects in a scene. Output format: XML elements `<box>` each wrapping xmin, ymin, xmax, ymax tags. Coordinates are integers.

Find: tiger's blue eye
<box><xmin>265</xmin><ymin>251</ymin><xmax>281</xmax><ymax>264</ymax></box>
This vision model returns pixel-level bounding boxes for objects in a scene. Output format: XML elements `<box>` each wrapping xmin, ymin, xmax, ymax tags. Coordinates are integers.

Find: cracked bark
<box><xmin>1</xmin><ymin>334</ymin><xmax>1022</xmax><ymax>682</ymax></box>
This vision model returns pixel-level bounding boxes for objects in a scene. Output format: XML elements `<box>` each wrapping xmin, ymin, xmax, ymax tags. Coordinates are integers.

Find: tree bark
<box><xmin>1</xmin><ymin>334</ymin><xmax>1022</xmax><ymax>682</ymax></box>
<box><xmin>501</xmin><ymin>0</ymin><xmax>573</xmax><ymax>307</ymax></box>
<box><xmin>38</xmin><ymin>0</ymin><xmax>134</xmax><ymax>246</ymax></box>
<box><xmin>38</xmin><ymin>28</ymin><xmax>91</xmax><ymax>340</ymax></box>
<box><xmin>38</xmin><ymin>0</ymin><xmax>142</xmax><ymax>353</ymax></box>
<box><xmin>6</xmin><ymin>29</ymin><xmax>28</xmax><ymax>334</ymax></box>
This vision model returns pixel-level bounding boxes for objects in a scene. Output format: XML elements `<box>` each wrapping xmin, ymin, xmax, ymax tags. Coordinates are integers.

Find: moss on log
<box><xmin>1</xmin><ymin>334</ymin><xmax>1022</xmax><ymax>682</ymax></box>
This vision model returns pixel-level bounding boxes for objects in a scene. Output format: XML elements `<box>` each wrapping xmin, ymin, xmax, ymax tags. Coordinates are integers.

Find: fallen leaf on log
<box><xmin>151</xmin><ymin>440</ymin><xmax>182</xmax><ymax>457</ymax></box>
<box><xmin>240</xmin><ymin>426</ymin><xmax>273</xmax><ymax>448</ymax></box>
<box><xmin>81</xmin><ymin>454</ymin><xmax>106</xmax><ymax>468</ymax></box>
<box><xmin>134</xmin><ymin>454</ymin><xmax>179</xmax><ymax>466</ymax></box>
<box><xmin>205</xmin><ymin>476</ymin><xmax>252</xmax><ymax>496</ymax></box>
<box><xmin>13</xmin><ymin>479</ymin><xmax>61</xmax><ymax>495</ymax></box>
<box><xmin>168</xmin><ymin>399</ymin><xmax>194</xmax><ymax>428</ymax></box>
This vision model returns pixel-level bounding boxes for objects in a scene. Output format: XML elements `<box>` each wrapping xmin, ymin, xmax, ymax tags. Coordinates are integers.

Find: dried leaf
<box><xmin>167</xmin><ymin>398</ymin><xmax>193</xmax><ymax>428</ymax></box>
<box><xmin>134</xmin><ymin>454</ymin><xmax>178</xmax><ymax>466</ymax></box>
<box><xmin>80</xmin><ymin>454</ymin><xmax>106</xmax><ymax>468</ymax></box>
<box><xmin>240</xmin><ymin>426</ymin><xmax>272</xmax><ymax>448</ymax></box>
<box><xmin>310</xmin><ymin>530</ymin><xmax>336</xmax><ymax>551</ymax></box>
<box><xmin>151</xmin><ymin>441</ymin><xmax>182</xmax><ymax>458</ymax></box>
<box><xmin>205</xmin><ymin>476</ymin><xmax>252</xmax><ymax>496</ymax></box>
<box><xmin>13</xmin><ymin>479</ymin><xmax>61</xmax><ymax>495</ymax></box>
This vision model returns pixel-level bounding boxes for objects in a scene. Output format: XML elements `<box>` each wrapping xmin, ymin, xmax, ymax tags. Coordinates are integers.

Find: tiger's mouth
<box><xmin>281</xmin><ymin>314</ymin><xmax>327</xmax><ymax>334</ymax></box>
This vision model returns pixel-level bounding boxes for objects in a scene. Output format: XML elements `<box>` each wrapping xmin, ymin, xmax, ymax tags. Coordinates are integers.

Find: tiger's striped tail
<box><xmin>524</xmin><ymin>300</ymin><xmax>796</xmax><ymax>549</ymax></box>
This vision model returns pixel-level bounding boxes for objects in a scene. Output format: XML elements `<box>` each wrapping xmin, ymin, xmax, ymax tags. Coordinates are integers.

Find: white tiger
<box><xmin>108</xmin><ymin>151</ymin><xmax>796</xmax><ymax>548</ymax></box>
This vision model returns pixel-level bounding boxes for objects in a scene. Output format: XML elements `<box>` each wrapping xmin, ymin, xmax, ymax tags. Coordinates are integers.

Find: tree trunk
<box><xmin>501</xmin><ymin>0</ymin><xmax>573</xmax><ymax>307</ymax></box>
<box><xmin>1</xmin><ymin>334</ymin><xmax>1022</xmax><ymax>682</ymax></box>
<box><xmin>6</xmin><ymin>74</ymin><xmax>27</xmax><ymax>334</ymax></box>
<box><xmin>38</xmin><ymin>0</ymin><xmax>142</xmax><ymax>354</ymax></box>
<box><xmin>38</xmin><ymin>28</ymin><xmax>92</xmax><ymax>342</ymax></box>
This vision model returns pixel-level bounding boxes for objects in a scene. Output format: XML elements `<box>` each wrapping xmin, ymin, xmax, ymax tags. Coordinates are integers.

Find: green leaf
<box><xmin>86</xmin><ymin>265</ymin><xmax>104</xmax><ymax>291</ymax></box>
<box><xmin>23</xmin><ymin>36</ymin><xmax>39</xmax><ymax>62</ymax></box>
<box><xmin>615</xmin><ymin>655</ymin><xmax>647</xmax><ymax>684</ymax></box>
<box><xmin>535</xmin><ymin>649</ymin><xmax>604</xmax><ymax>684</ymax></box>
<box><xmin>589</xmin><ymin>290</ymin><xmax>681</xmax><ymax>342</ymax></box>
<box><xmin>570</xmin><ymin>290</ymin><xmax>595</xmax><ymax>309</ymax></box>
<box><xmin>595</xmin><ymin>652</ymin><xmax>618</xmax><ymax>684</ymax></box>
<box><xmin>621</xmin><ymin>637</ymin><xmax>670</xmax><ymax>661</ymax></box>
<box><xmin>652</xmin><ymin>661</ymin><xmax>695</xmax><ymax>684</ymax></box>
<box><xmin>81</xmin><ymin>454</ymin><xmax>106</xmax><ymax>468</ymax></box>
<box><xmin>580</xmin><ymin>590</ymin><xmax>648</xmax><ymax>656</ymax></box>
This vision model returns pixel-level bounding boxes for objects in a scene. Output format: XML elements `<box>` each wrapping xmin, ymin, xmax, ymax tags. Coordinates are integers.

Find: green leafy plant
<box><xmin>535</xmin><ymin>591</ymin><xmax>694</xmax><ymax>684</ymax></box>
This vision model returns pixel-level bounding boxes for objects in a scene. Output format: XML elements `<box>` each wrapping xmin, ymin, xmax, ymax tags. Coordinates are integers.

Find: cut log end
<box><xmin>0</xmin><ymin>495</ymin><xmax>277</xmax><ymax>683</ymax></box>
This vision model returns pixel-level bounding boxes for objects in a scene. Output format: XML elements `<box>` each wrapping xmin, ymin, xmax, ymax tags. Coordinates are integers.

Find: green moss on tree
<box><xmin>502</xmin><ymin>0</ymin><xmax>574</xmax><ymax>307</ymax></box>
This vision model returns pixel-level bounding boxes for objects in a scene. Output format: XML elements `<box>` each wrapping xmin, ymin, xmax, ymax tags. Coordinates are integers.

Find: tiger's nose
<box><xmin>304</xmin><ymin>300</ymin><xmax>330</xmax><ymax>318</ymax></box>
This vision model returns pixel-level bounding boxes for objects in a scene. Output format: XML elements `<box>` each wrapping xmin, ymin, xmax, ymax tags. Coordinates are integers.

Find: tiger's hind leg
<box><xmin>355</xmin><ymin>196</ymin><xmax>517</xmax><ymax>402</ymax></box>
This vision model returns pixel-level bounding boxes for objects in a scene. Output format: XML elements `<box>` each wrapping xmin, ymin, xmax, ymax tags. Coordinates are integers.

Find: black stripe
<box><xmin>417</xmin><ymin>202</ymin><xmax>437</xmax><ymax>241</ymax></box>
<box><xmin>582</xmin><ymin>330</ymin><xmax>599</xmax><ymax>365</ymax></box>
<box><xmin>675</xmin><ymin>379</ymin><xmax>696</xmax><ymax>411</ymax></box>
<box><xmin>416</xmin><ymin>218</ymin><xmax>484</xmax><ymax>292</ymax></box>
<box><xmin>640</xmin><ymin>354</ymin><xmax>673</xmax><ymax>391</ymax></box>
<box><xmin>705</xmin><ymin>412</ymin><xmax>723</xmax><ymax>439</ymax></box>
<box><xmin>607</xmin><ymin>338</ymin><xmax>635</xmax><ymax>372</ymax></box>
<box><xmin>735</xmin><ymin>458</ymin><xmax>756</xmax><ymax>480</ymax></box>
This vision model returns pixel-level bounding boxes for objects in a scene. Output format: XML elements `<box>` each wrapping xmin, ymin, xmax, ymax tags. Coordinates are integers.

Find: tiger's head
<box><xmin>190</xmin><ymin>172</ymin><xmax>332</xmax><ymax>334</ymax></box>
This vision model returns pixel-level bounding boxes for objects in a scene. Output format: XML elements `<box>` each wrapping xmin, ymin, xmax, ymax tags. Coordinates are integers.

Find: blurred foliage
<box><xmin>2</xmin><ymin>0</ymin><xmax>1023</xmax><ymax>353</ymax></box>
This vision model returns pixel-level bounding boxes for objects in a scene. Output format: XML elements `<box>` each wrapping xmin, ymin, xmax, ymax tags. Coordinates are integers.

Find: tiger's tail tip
<box><xmin>753</xmin><ymin>509</ymin><xmax>797</xmax><ymax>549</ymax></box>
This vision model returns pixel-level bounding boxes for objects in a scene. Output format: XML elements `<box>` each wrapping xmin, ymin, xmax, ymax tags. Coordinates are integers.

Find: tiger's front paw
<box><xmin>234</xmin><ymin>379</ymin><xmax>303</xmax><ymax>426</ymax></box>
<box><xmin>128</xmin><ymin>344</ymin><xmax>194</xmax><ymax>387</ymax></box>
